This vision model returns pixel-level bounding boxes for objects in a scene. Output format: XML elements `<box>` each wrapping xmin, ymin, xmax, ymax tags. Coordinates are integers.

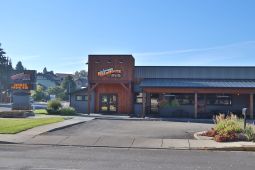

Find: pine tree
<box><xmin>15</xmin><ymin>61</ymin><xmax>25</xmax><ymax>72</ymax></box>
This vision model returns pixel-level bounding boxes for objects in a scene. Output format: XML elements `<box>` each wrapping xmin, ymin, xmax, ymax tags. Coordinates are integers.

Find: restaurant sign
<box><xmin>11</xmin><ymin>83</ymin><xmax>32</xmax><ymax>90</ymax></box>
<box><xmin>97</xmin><ymin>68</ymin><xmax>122</xmax><ymax>78</ymax></box>
<box><xmin>10</xmin><ymin>70</ymin><xmax>36</xmax><ymax>90</ymax></box>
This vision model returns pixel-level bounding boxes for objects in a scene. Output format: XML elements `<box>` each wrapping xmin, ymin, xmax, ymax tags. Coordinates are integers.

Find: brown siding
<box><xmin>88</xmin><ymin>55</ymin><xmax>134</xmax><ymax>83</ymax></box>
<box><xmin>95</xmin><ymin>84</ymin><xmax>132</xmax><ymax>114</ymax></box>
<box><xmin>88</xmin><ymin>55</ymin><xmax>135</xmax><ymax>114</ymax></box>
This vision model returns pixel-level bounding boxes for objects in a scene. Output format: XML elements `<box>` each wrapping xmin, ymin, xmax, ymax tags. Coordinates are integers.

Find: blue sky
<box><xmin>1</xmin><ymin>0</ymin><xmax>255</xmax><ymax>73</ymax></box>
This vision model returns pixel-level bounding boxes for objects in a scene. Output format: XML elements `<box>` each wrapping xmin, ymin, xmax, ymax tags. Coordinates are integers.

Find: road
<box><xmin>44</xmin><ymin>119</ymin><xmax>213</xmax><ymax>139</ymax></box>
<box><xmin>0</xmin><ymin>144</ymin><xmax>254</xmax><ymax>170</ymax></box>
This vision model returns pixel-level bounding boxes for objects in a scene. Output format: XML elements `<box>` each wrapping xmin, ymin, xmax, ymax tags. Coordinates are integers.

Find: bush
<box><xmin>46</xmin><ymin>108</ymin><xmax>60</xmax><ymax>115</ymax></box>
<box><xmin>244</xmin><ymin>126</ymin><xmax>255</xmax><ymax>141</ymax></box>
<box><xmin>59</xmin><ymin>107</ymin><xmax>77</xmax><ymax>115</ymax></box>
<box><xmin>47</xmin><ymin>100</ymin><xmax>62</xmax><ymax>111</ymax></box>
<box><xmin>215</xmin><ymin>119</ymin><xmax>243</xmax><ymax>135</ymax></box>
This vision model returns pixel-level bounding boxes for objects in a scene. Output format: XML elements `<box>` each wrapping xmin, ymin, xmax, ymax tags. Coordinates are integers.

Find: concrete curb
<box><xmin>79</xmin><ymin>114</ymin><xmax>214</xmax><ymax>123</ymax></box>
<box><xmin>45</xmin><ymin>121</ymin><xmax>88</xmax><ymax>133</ymax></box>
<box><xmin>194</xmin><ymin>131</ymin><xmax>214</xmax><ymax>140</ymax></box>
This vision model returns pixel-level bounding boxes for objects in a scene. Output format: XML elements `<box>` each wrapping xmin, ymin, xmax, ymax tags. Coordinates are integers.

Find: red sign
<box><xmin>97</xmin><ymin>68</ymin><xmax>122</xmax><ymax>77</ymax></box>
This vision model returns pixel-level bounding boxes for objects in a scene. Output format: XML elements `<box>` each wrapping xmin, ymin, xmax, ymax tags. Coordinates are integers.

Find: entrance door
<box><xmin>100</xmin><ymin>94</ymin><xmax>118</xmax><ymax>113</ymax></box>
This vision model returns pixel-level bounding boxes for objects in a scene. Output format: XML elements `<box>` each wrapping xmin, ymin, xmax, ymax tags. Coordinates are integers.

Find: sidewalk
<box><xmin>0</xmin><ymin>117</ymin><xmax>94</xmax><ymax>144</ymax></box>
<box><xmin>21</xmin><ymin>135</ymin><xmax>255</xmax><ymax>151</ymax></box>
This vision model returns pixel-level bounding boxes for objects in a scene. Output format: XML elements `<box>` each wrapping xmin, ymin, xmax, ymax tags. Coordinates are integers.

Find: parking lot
<box><xmin>44</xmin><ymin>119</ymin><xmax>213</xmax><ymax>139</ymax></box>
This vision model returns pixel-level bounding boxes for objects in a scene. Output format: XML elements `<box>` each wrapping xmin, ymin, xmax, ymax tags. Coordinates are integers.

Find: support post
<box><xmin>142</xmin><ymin>92</ymin><xmax>146</xmax><ymax>118</ymax></box>
<box><xmin>194</xmin><ymin>93</ymin><xmax>198</xmax><ymax>119</ymax></box>
<box><xmin>87</xmin><ymin>87</ymin><xmax>90</xmax><ymax>115</ymax></box>
<box><xmin>250</xmin><ymin>93</ymin><xmax>254</xmax><ymax>119</ymax></box>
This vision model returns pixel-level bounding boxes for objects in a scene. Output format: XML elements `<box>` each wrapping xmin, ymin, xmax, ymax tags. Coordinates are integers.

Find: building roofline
<box><xmin>135</xmin><ymin>66</ymin><xmax>255</xmax><ymax>68</ymax></box>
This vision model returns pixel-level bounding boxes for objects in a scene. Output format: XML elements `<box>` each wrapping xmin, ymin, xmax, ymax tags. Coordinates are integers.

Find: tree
<box><xmin>61</xmin><ymin>75</ymin><xmax>77</xmax><ymax>94</ymax></box>
<box><xmin>47</xmin><ymin>86</ymin><xmax>66</xmax><ymax>100</ymax></box>
<box><xmin>0</xmin><ymin>43</ymin><xmax>13</xmax><ymax>91</ymax></box>
<box><xmin>15</xmin><ymin>61</ymin><xmax>25</xmax><ymax>72</ymax></box>
<box><xmin>74</xmin><ymin>70</ymin><xmax>88</xmax><ymax>78</ymax></box>
<box><xmin>31</xmin><ymin>85</ymin><xmax>47</xmax><ymax>101</ymax></box>
<box><xmin>43</xmin><ymin>67</ymin><xmax>48</xmax><ymax>74</ymax></box>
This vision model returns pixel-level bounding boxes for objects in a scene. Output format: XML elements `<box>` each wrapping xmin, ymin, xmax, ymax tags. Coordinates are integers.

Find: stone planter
<box><xmin>0</xmin><ymin>110</ymin><xmax>35</xmax><ymax>118</ymax></box>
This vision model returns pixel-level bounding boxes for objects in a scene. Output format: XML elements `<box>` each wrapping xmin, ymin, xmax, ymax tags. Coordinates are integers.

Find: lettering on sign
<box><xmin>97</xmin><ymin>68</ymin><xmax>122</xmax><ymax>78</ymax></box>
<box><xmin>11</xmin><ymin>83</ymin><xmax>31</xmax><ymax>90</ymax></box>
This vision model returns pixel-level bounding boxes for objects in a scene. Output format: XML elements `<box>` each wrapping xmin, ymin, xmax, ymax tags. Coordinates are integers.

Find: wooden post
<box><xmin>250</xmin><ymin>93</ymin><xmax>254</xmax><ymax>119</ymax></box>
<box><xmin>87</xmin><ymin>86</ymin><xmax>90</xmax><ymax>115</ymax></box>
<box><xmin>142</xmin><ymin>92</ymin><xmax>146</xmax><ymax>118</ymax></box>
<box><xmin>194</xmin><ymin>93</ymin><xmax>198</xmax><ymax>119</ymax></box>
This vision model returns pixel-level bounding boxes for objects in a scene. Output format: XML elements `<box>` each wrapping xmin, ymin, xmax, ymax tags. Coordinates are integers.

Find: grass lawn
<box><xmin>34</xmin><ymin>109</ymin><xmax>48</xmax><ymax>114</ymax></box>
<box><xmin>0</xmin><ymin>117</ymin><xmax>64</xmax><ymax>134</ymax></box>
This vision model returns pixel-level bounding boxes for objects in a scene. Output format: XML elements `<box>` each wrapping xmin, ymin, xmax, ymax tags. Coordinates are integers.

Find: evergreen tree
<box><xmin>0</xmin><ymin>43</ymin><xmax>13</xmax><ymax>90</ymax></box>
<box><xmin>61</xmin><ymin>75</ymin><xmax>77</xmax><ymax>94</ymax></box>
<box><xmin>15</xmin><ymin>61</ymin><xmax>25</xmax><ymax>72</ymax></box>
<box><xmin>43</xmin><ymin>67</ymin><xmax>48</xmax><ymax>74</ymax></box>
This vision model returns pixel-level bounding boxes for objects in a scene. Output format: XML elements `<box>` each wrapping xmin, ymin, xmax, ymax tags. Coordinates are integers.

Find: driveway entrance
<box><xmin>43</xmin><ymin>119</ymin><xmax>213</xmax><ymax>139</ymax></box>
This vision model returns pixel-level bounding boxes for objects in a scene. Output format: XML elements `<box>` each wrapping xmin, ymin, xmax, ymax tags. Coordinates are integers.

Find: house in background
<box><xmin>55</xmin><ymin>73</ymin><xmax>73</xmax><ymax>82</ymax></box>
<box><xmin>74</xmin><ymin>77</ymin><xmax>88</xmax><ymax>89</ymax></box>
<box><xmin>36</xmin><ymin>73</ymin><xmax>59</xmax><ymax>89</ymax></box>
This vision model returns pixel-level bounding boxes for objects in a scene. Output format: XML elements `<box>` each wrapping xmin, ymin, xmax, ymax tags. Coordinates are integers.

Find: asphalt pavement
<box><xmin>0</xmin><ymin>144</ymin><xmax>254</xmax><ymax>170</ymax></box>
<box><xmin>44</xmin><ymin>119</ymin><xmax>213</xmax><ymax>139</ymax></box>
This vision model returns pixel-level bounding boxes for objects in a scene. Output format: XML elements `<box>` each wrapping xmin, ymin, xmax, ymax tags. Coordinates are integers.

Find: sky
<box><xmin>1</xmin><ymin>0</ymin><xmax>255</xmax><ymax>73</ymax></box>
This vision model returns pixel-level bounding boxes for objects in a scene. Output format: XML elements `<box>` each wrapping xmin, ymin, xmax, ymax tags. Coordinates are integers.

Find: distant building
<box><xmin>36</xmin><ymin>73</ymin><xmax>58</xmax><ymax>89</ymax></box>
<box><xmin>74</xmin><ymin>77</ymin><xmax>88</xmax><ymax>89</ymax></box>
<box><xmin>55</xmin><ymin>73</ymin><xmax>73</xmax><ymax>82</ymax></box>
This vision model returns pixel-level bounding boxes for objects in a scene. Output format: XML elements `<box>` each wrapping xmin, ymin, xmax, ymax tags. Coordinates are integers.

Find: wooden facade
<box><xmin>88</xmin><ymin>55</ymin><xmax>134</xmax><ymax>114</ymax></box>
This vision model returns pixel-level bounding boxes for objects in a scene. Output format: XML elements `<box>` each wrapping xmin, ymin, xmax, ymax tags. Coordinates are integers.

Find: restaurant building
<box><xmin>79</xmin><ymin>54</ymin><xmax>255</xmax><ymax>119</ymax></box>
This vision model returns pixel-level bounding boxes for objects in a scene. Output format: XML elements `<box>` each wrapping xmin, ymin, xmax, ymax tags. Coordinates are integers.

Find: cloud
<box><xmin>133</xmin><ymin>41</ymin><xmax>255</xmax><ymax>66</ymax></box>
<box><xmin>133</xmin><ymin>41</ymin><xmax>255</xmax><ymax>57</ymax></box>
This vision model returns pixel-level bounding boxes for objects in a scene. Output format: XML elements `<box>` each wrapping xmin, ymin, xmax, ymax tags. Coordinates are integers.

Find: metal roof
<box><xmin>139</xmin><ymin>79</ymin><xmax>255</xmax><ymax>88</ymax></box>
<box><xmin>135</xmin><ymin>66</ymin><xmax>255</xmax><ymax>79</ymax></box>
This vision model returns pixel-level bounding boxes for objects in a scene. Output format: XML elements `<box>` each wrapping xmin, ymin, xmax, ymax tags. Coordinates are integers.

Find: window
<box><xmin>107</xmin><ymin>60</ymin><xmax>112</xmax><ymax>63</ymax></box>
<box><xmin>75</xmin><ymin>95</ymin><xmax>88</xmax><ymax>101</ymax></box>
<box><xmin>95</xmin><ymin>60</ymin><xmax>100</xmax><ymax>63</ymax></box>
<box><xmin>135</xmin><ymin>93</ymin><xmax>143</xmax><ymax>104</ymax></box>
<box><xmin>162</xmin><ymin>94</ymin><xmax>194</xmax><ymax>106</ymax></box>
<box><xmin>207</xmin><ymin>94</ymin><xmax>232</xmax><ymax>106</ymax></box>
<box><xmin>119</xmin><ymin>60</ymin><xmax>124</xmax><ymax>63</ymax></box>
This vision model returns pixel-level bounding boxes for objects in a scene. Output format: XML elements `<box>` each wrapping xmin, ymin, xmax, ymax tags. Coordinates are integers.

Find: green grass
<box><xmin>0</xmin><ymin>117</ymin><xmax>64</xmax><ymax>134</ymax></box>
<box><xmin>34</xmin><ymin>109</ymin><xmax>48</xmax><ymax>114</ymax></box>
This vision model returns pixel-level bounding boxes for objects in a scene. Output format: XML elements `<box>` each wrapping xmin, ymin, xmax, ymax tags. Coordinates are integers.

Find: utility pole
<box><xmin>68</xmin><ymin>82</ymin><xmax>71</xmax><ymax>106</ymax></box>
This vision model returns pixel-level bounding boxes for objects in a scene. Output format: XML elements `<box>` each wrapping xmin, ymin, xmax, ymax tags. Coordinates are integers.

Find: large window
<box><xmin>135</xmin><ymin>93</ymin><xmax>143</xmax><ymax>104</ymax></box>
<box><xmin>207</xmin><ymin>94</ymin><xmax>232</xmax><ymax>106</ymax></box>
<box><xmin>75</xmin><ymin>95</ymin><xmax>88</xmax><ymax>101</ymax></box>
<box><xmin>162</xmin><ymin>94</ymin><xmax>194</xmax><ymax>106</ymax></box>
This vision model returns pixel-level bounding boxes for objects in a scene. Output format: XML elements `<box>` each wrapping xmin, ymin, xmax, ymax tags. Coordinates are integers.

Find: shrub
<box><xmin>59</xmin><ymin>107</ymin><xmax>77</xmax><ymax>115</ymax></box>
<box><xmin>243</xmin><ymin>126</ymin><xmax>255</xmax><ymax>141</ymax></box>
<box><xmin>215</xmin><ymin>119</ymin><xmax>243</xmax><ymax>135</ymax></box>
<box><xmin>214</xmin><ymin>132</ymin><xmax>237</xmax><ymax>142</ymax></box>
<box><xmin>47</xmin><ymin>100</ymin><xmax>62</xmax><ymax>111</ymax></box>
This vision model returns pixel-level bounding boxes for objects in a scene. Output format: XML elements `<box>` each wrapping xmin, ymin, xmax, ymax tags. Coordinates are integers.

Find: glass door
<box><xmin>100</xmin><ymin>94</ymin><xmax>118</xmax><ymax>113</ymax></box>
